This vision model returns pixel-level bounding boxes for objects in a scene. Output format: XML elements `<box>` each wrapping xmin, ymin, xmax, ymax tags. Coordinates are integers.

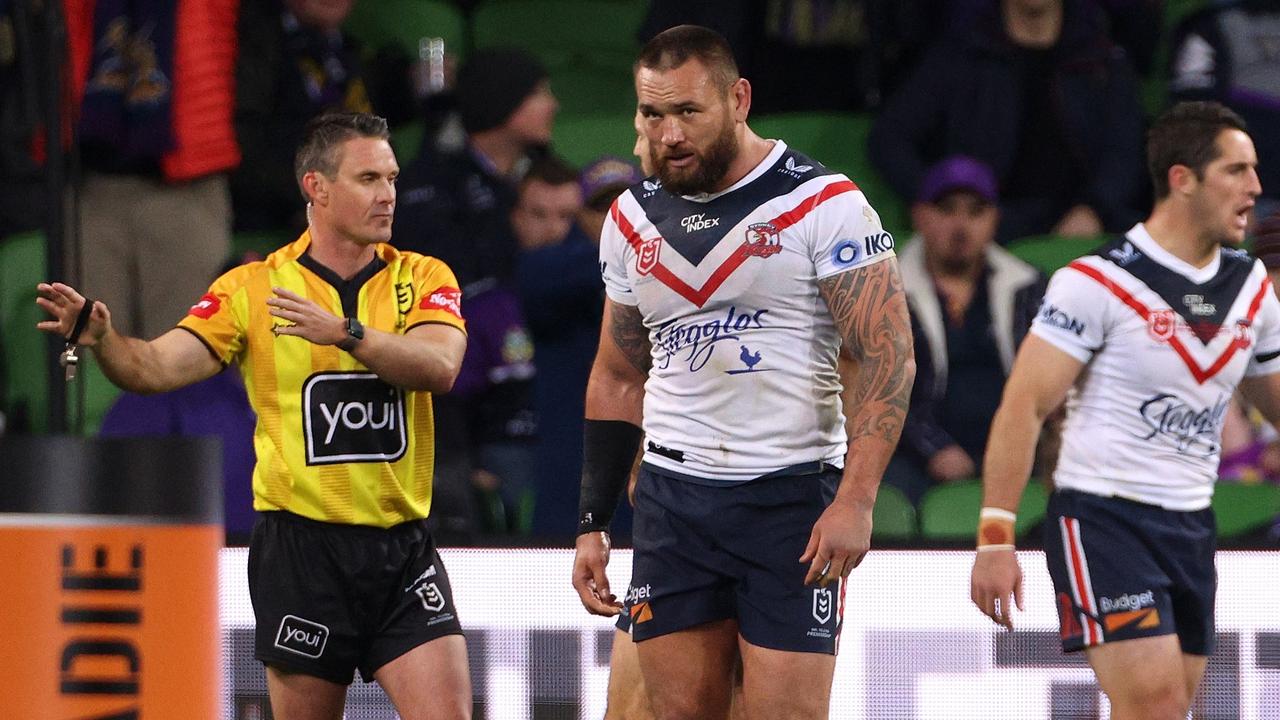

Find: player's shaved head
<box><xmin>636</xmin><ymin>25</ymin><xmax>740</xmax><ymax>90</ymax></box>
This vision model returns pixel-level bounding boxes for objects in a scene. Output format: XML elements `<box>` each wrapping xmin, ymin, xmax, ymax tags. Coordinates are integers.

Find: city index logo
<box><xmin>421</xmin><ymin>286</ymin><xmax>462</xmax><ymax>318</ymax></box>
<box><xmin>188</xmin><ymin>293</ymin><xmax>220</xmax><ymax>319</ymax></box>
<box><xmin>681</xmin><ymin>213</ymin><xmax>721</xmax><ymax>233</ymax></box>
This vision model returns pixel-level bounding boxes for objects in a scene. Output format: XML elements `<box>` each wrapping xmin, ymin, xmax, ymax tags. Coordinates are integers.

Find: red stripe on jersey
<box><xmin>608</xmin><ymin>180</ymin><xmax>858</xmax><ymax>308</ymax></box>
<box><xmin>1067</xmin><ymin>260</ymin><xmax>1268</xmax><ymax>384</ymax></box>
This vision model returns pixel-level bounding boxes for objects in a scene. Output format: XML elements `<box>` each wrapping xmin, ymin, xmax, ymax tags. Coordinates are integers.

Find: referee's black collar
<box><xmin>298</xmin><ymin>251</ymin><xmax>386</xmax><ymax>318</ymax></box>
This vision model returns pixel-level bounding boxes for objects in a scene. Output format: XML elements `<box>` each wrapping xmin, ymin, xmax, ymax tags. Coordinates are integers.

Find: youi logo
<box><xmin>302</xmin><ymin>372</ymin><xmax>407</xmax><ymax>464</ymax></box>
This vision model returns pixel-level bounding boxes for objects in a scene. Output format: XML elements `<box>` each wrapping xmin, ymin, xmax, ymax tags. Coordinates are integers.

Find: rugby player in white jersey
<box><xmin>972</xmin><ymin>101</ymin><xmax>1276</xmax><ymax>720</ymax></box>
<box><xmin>571</xmin><ymin>24</ymin><xmax>915</xmax><ymax>720</ymax></box>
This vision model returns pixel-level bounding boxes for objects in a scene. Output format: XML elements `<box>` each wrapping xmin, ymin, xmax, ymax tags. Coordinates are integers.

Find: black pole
<box><xmin>41</xmin><ymin>0</ymin><xmax>68</xmax><ymax>433</ymax></box>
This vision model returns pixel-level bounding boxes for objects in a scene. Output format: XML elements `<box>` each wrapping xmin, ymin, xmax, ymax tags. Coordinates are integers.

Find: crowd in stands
<box><xmin>2</xmin><ymin>0</ymin><xmax>1279</xmax><ymax>544</ymax></box>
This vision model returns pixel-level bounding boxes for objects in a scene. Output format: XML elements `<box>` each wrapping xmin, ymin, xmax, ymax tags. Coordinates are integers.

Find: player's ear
<box><xmin>303</xmin><ymin>171</ymin><xmax>329</xmax><ymax>206</ymax></box>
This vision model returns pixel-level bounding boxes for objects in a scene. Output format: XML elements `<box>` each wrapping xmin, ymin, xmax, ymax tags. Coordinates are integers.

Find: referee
<box><xmin>37</xmin><ymin>113</ymin><xmax>472</xmax><ymax>719</ymax></box>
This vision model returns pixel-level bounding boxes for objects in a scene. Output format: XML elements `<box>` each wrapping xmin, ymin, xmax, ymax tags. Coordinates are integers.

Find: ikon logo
<box><xmin>275</xmin><ymin>615</ymin><xmax>329</xmax><ymax>659</ymax></box>
<box><xmin>812</xmin><ymin>587</ymin><xmax>833</xmax><ymax>624</ymax></box>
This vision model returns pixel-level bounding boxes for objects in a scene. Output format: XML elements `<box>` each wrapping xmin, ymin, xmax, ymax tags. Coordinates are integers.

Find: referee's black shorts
<box><xmin>248</xmin><ymin>511</ymin><xmax>463</xmax><ymax>684</ymax></box>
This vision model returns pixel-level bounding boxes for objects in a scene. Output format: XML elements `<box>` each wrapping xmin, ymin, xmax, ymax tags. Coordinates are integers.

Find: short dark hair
<box><xmin>1147</xmin><ymin>101</ymin><xmax>1248</xmax><ymax>200</ymax></box>
<box><xmin>294</xmin><ymin>112</ymin><xmax>390</xmax><ymax>200</ymax></box>
<box><xmin>636</xmin><ymin>25</ymin><xmax>739</xmax><ymax>89</ymax></box>
<box><xmin>522</xmin><ymin>154</ymin><xmax>580</xmax><ymax>189</ymax></box>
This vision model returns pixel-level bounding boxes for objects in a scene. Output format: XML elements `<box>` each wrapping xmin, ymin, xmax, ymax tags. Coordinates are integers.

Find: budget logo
<box><xmin>303</xmin><ymin>372</ymin><xmax>407</xmax><ymax>465</ymax></box>
<box><xmin>275</xmin><ymin>615</ymin><xmax>329</xmax><ymax>659</ymax></box>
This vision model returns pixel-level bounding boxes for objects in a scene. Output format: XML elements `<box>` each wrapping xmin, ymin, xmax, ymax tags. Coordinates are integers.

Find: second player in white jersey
<box><xmin>1032</xmin><ymin>223</ymin><xmax>1280</xmax><ymax>509</ymax></box>
<box><xmin>600</xmin><ymin>140</ymin><xmax>895</xmax><ymax>482</ymax></box>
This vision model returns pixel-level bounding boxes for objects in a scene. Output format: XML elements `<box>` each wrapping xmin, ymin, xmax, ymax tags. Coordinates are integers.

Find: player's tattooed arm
<box><xmin>608</xmin><ymin>300</ymin><xmax>653</xmax><ymax>375</ymax></box>
<box><xmin>818</xmin><ymin>259</ymin><xmax>916</xmax><ymax>448</ymax></box>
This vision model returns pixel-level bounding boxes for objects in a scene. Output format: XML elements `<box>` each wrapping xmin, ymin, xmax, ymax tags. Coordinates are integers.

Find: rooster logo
<box><xmin>725</xmin><ymin>344</ymin><xmax>769</xmax><ymax>374</ymax></box>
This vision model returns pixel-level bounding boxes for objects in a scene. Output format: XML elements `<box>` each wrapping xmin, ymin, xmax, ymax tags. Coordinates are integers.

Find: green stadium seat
<box><xmin>390</xmin><ymin>119</ymin><xmax>427</xmax><ymax>163</ymax></box>
<box><xmin>344</xmin><ymin>0</ymin><xmax>468</xmax><ymax>60</ymax></box>
<box><xmin>1212</xmin><ymin>482</ymin><xmax>1280</xmax><ymax>539</ymax></box>
<box><xmin>919</xmin><ymin>478</ymin><xmax>1049</xmax><ymax>542</ymax></box>
<box><xmin>232</xmin><ymin>230</ymin><xmax>294</xmax><ymax>259</ymax></box>
<box><xmin>552</xmin><ymin>113</ymin><xmax>638</xmax><ymax>168</ymax></box>
<box><xmin>749</xmin><ymin>112</ymin><xmax>908</xmax><ymax>235</ymax></box>
<box><xmin>471</xmin><ymin>0</ymin><xmax>646</xmax><ymax>116</ymax></box>
<box><xmin>871</xmin><ymin>484</ymin><xmax>917</xmax><ymax>541</ymax></box>
<box><xmin>1</xmin><ymin>231</ymin><xmax>51</xmax><ymax>432</ymax></box>
<box><xmin>1006</xmin><ymin>234</ymin><xmax>1107</xmax><ymax>275</ymax></box>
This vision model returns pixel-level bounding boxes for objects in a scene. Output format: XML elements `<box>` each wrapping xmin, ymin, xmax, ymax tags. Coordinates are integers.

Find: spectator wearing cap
<box><xmin>887</xmin><ymin>156</ymin><xmax>1049</xmax><ymax>505</ymax></box>
<box><xmin>576</xmin><ymin>155</ymin><xmax>645</xmax><ymax>244</ymax></box>
<box><xmin>394</xmin><ymin>47</ymin><xmax>558</xmax><ymax>288</ymax></box>
<box><xmin>512</xmin><ymin>155</ymin><xmax>642</xmax><ymax>536</ymax></box>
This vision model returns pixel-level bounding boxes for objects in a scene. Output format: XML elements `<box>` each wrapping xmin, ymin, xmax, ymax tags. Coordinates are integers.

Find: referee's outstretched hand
<box><xmin>36</xmin><ymin>282</ymin><xmax>110</xmax><ymax>345</ymax></box>
<box><xmin>573</xmin><ymin>531</ymin><xmax>622</xmax><ymax>616</ymax></box>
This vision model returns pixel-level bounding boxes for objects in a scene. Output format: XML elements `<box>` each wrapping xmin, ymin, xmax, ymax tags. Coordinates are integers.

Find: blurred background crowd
<box><xmin>2</xmin><ymin>0</ymin><xmax>1279</xmax><ymax>547</ymax></box>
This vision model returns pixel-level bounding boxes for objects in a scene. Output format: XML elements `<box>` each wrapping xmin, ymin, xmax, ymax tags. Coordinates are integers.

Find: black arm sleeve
<box><xmin>577</xmin><ymin>419</ymin><xmax>643</xmax><ymax>534</ymax></box>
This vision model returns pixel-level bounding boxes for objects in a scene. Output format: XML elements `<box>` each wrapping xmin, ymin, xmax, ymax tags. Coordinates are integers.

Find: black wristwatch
<box><xmin>337</xmin><ymin>317</ymin><xmax>364</xmax><ymax>352</ymax></box>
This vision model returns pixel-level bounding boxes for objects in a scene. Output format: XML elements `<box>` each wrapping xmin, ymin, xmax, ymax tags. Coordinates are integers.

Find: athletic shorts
<box><xmin>619</xmin><ymin>462</ymin><xmax>845</xmax><ymax>654</ymax></box>
<box><xmin>1043</xmin><ymin>489</ymin><xmax>1216</xmax><ymax>655</ymax></box>
<box><xmin>248</xmin><ymin>511</ymin><xmax>463</xmax><ymax>684</ymax></box>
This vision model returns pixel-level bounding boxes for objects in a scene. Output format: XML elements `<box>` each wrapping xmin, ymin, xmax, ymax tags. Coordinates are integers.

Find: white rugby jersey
<box><xmin>1032</xmin><ymin>224</ymin><xmax>1280</xmax><ymax>510</ymax></box>
<box><xmin>600</xmin><ymin>140</ymin><xmax>895</xmax><ymax>483</ymax></box>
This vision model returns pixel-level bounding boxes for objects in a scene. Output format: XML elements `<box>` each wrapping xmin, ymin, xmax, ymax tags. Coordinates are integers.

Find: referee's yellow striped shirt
<box><xmin>178</xmin><ymin>231</ymin><xmax>467</xmax><ymax>528</ymax></box>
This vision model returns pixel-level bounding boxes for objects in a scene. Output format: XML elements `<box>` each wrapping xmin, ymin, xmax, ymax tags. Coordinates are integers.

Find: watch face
<box><xmin>347</xmin><ymin>318</ymin><xmax>364</xmax><ymax>340</ymax></box>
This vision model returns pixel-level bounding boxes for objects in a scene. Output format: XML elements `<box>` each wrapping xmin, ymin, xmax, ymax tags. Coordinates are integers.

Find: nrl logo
<box><xmin>743</xmin><ymin>223</ymin><xmax>782</xmax><ymax>258</ymax></box>
<box><xmin>1148</xmin><ymin>309</ymin><xmax>1176</xmax><ymax>342</ymax></box>
<box><xmin>636</xmin><ymin>237</ymin><xmax>662</xmax><ymax>276</ymax></box>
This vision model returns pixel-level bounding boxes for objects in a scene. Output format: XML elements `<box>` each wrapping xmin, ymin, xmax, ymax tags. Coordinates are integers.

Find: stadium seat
<box><xmin>871</xmin><ymin>484</ymin><xmax>917</xmax><ymax>541</ymax></box>
<box><xmin>471</xmin><ymin>0</ymin><xmax>646</xmax><ymax>116</ymax></box>
<box><xmin>1212</xmin><ymin>482</ymin><xmax>1280</xmax><ymax>539</ymax></box>
<box><xmin>1006</xmin><ymin>234</ymin><xmax>1107</xmax><ymax>275</ymax></box>
<box><xmin>552</xmin><ymin>113</ymin><xmax>637</xmax><ymax>168</ymax></box>
<box><xmin>343</xmin><ymin>0</ymin><xmax>468</xmax><ymax>60</ymax></box>
<box><xmin>0</xmin><ymin>231</ymin><xmax>50</xmax><ymax>432</ymax></box>
<box><xmin>749</xmin><ymin>112</ymin><xmax>908</xmax><ymax>236</ymax></box>
<box><xmin>919</xmin><ymin>478</ymin><xmax>1049</xmax><ymax>542</ymax></box>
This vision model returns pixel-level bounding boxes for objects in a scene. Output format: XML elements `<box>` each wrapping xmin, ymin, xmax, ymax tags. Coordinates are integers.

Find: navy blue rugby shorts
<box><xmin>618</xmin><ymin>462</ymin><xmax>845</xmax><ymax>654</ymax></box>
<box><xmin>1043</xmin><ymin>489</ymin><xmax>1216</xmax><ymax>655</ymax></box>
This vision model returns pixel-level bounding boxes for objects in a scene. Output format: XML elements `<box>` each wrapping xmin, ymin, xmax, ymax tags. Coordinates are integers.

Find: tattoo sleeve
<box><xmin>608</xmin><ymin>300</ymin><xmax>653</xmax><ymax>375</ymax></box>
<box><xmin>818</xmin><ymin>259</ymin><xmax>916</xmax><ymax>447</ymax></box>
